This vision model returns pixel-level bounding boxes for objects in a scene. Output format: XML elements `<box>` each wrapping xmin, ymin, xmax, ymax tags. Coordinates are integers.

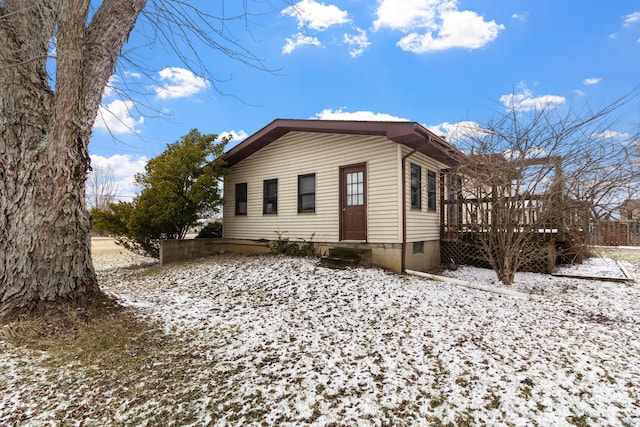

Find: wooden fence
<box><xmin>590</xmin><ymin>221</ymin><xmax>640</xmax><ymax>246</ymax></box>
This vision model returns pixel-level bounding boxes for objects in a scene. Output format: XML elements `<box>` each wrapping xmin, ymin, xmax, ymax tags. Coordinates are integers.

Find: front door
<box><xmin>340</xmin><ymin>164</ymin><xmax>367</xmax><ymax>241</ymax></box>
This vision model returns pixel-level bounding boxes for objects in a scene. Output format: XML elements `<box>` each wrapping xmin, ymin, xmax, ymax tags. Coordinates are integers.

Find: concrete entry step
<box><xmin>319</xmin><ymin>247</ymin><xmax>371</xmax><ymax>269</ymax></box>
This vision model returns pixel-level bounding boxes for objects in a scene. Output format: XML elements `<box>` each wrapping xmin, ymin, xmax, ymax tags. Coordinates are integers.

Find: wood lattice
<box><xmin>441</xmin><ymin>234</ymin><xmax>556</xmax><ymax>274</ymax></box>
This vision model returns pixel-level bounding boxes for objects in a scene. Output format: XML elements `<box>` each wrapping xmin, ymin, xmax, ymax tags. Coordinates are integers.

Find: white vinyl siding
<box><xmin>403</xmin><ymin>147</ymin><xmax>447</xmax><ymax>242</ymax></box>
<box><xmin>224</xmin><ymin>132</ymin><xmax>401</xmax><ymax>243</ymax></box>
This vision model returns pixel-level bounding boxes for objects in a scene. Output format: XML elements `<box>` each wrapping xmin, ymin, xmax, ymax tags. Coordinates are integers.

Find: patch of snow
<box><xmin>554</xmin><ymin>257</ymin><xmax>630</xmax><ymax>279</ymax></box>
<box><xmin>2</xmin><ymin>253</ymin><xmax>639</xmax><ymax>425</ymax></box>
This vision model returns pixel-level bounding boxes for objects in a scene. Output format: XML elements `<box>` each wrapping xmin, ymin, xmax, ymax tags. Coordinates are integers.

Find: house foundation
<box><xmin>160</xmin><ymin>238</ymin><xmax>440</xmax><ymax>273</ymax></box>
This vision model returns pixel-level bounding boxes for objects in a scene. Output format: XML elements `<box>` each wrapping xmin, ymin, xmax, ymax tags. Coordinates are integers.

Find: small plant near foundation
<box><xmin>269</xmin><ymin>231</ymin><xmax>316</xmax><ymax>257</ymax></box>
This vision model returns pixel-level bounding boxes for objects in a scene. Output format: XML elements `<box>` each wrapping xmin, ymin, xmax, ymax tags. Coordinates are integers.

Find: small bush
<box><xmin>557</xmin><ymin>227</ymin><xmax>592</xmax><ymax>265</ymax></box>
<box><xmin>196</xmin><ymin>222</ymin><xmax>222</xmax><ymax>238</ymax></box>
<box><xmin>91</xmin><ymin>204</ymin><xmax>160</xmax><ymax>259</ymax></box>
<box><xmin>269</xmin><ymin>231</ymin><xmax>315</xmax><ymax>257</ymax></box>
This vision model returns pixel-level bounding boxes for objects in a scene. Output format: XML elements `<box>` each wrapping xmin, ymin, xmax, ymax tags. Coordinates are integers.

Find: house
<box><xmin>221</xmin><ymin>119</ymin><xmax>462</xmax><ymax>272</ymax></box>
<box><xmin>620</xmin><ymin>199</ymin><xmax>640</xmax><ymax>223</ymax></box>
<box><xmin>618</xmin><ymin>199</ymin><xmax>640</xmax><ymax>246</ymax></box>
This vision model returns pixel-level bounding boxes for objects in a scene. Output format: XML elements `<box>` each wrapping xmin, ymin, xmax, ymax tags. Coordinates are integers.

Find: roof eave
<box><xmin>223</xmin><ymin>119</ymin><xmax>462</xmax><ymax>167</ymax></box>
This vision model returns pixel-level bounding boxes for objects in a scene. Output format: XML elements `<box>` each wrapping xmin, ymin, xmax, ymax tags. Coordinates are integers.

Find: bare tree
<box><xmin>86</xmin><ymin>165</ymin><xmax>120</xmax><ymax>210</ymax></box>
<box><xmin>0</xmin><ymin>1</ymin><xmax>284</xmax><ymax>320</ymax></box>
<box><xmin>445</xmin><ymin>94</ymin><xmax>640</xmax><ymax>284</ymax></box>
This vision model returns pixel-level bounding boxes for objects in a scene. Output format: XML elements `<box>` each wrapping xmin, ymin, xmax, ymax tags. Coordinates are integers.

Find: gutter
<box><xmin>400</xmin><ymin>127</ymin><xmax>431</xmax><ymax>272</ymax></box>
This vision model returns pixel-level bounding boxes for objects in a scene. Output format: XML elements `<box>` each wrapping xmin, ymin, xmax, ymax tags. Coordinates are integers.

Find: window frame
<box><xmin>410</xmin><ymin>163</ymin><xmax>422</xmax><ymax>210</ymax></box>
<box><xmin>298</xmin><ymin>173</ymin><xmax>316</xmax><ymax>213</ymax></box>
<box><xmin>235</xmin><ymin>182</ymin><xmax>247</xmax><ymax>216</ymax></box>
<box><xmin>263</xmin><ymin>179</ymin><xmax>278</xmax><ymax>214</ymax></box>
<box><xmin>427</xmin><ymin>170</ymin><xmax>437</xmax><ymax>211</ymax></box>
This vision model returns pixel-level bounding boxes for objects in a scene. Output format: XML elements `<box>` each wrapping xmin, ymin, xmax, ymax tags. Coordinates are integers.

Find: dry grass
<box><xmin>2</xmin><ymin>238</ymin><xmax>149</xmax><ymax>350</ymax></box>
<box><xmin>594</xmin><ymin>246</ymin><xmax>640</xmax><ymax>264</ymax></box>
<box><xmin>91</xmin><ymin>237</ymin><xmax>124</xmax><ymax>258</ymax></box>
<box><xmin>3</xmin><ymin>238</ymin><xmax>163</xmax><ymax>359</ymax></box>
<box><xmin>591</xmin><ymin>246</ymin><xmax>640</xmax><ymax>280</ymax></box>
<box><xmin>91</xmin><ymin>237</ymin><xmax>156</xmax><ymax>272</ymax></box>
<box><xmin>0</xmin><ymin>240</ymin><xmax>209</xmax><ymax>425</ymax></box>
<box><xmin>0</xmin><ymin>297</ymin><xmax>216</xmax><ymax>425</ymax></box>
<box><xmin>1</xmin><ymin>301</ymin><xmax>152</xmax><ymax>355</ymax></box>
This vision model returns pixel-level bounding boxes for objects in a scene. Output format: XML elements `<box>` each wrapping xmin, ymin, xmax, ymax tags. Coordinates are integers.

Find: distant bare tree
<box><xmin>446</xmin><ymin>93</ymin><xmax>640</xmax><ymax>284</ymax></box>
<box><xmin>86</xmin><ymin>165</ymin><xmax>120</xmax><ymax>210</ymax></box>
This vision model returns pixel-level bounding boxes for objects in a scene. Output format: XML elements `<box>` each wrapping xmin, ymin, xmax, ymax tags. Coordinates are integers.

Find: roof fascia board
<box><xmin>223</xmin><ymin>119</ymin><xmax>460</xmax><ymax>167</ymax></box>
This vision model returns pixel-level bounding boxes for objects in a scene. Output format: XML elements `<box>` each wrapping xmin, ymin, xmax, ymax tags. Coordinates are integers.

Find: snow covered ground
<box><xmin>1</xmin><ymin>248</ymin><xmax>639</xmax><ymax>426</ymax></box>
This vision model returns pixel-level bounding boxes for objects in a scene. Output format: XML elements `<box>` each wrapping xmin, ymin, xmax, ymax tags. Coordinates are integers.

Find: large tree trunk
<box><xmin>0</xmin><ymin>0</ymin><xmax>146</xmax><ymax>321</ymax></box>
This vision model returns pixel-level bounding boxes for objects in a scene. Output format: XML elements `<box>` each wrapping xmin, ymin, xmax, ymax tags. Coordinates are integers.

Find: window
<box><xmin>412</xmin><ymin>241</ymin><xmax>424</xmax><ymax>254</ymax></box>
<box><xmin>263</xmin><ymin>179</ymin><xmax>278</xmax><ymax>214</ymax></box>
<box><xmin>446</xmin><ymin>173</ymin><xmax>461</xmax><ymax>224</ymax></box>
<box><xmin>410</xmin><ymin>163</ymin><xmax>422</xmax><ymax>209</ymax></box>
<box><xmin>427</xmin><ymin>170</ymin><xmax>437</xmax><ymax>211</ymax></box>
<box><xmin>346</xmin><ymin>171</ymin><xmax>364</xmax><ymax>206</ymax></box>
<box><xmin>298</xmin><ymin>174</ymin><xmax>316</xmax><ymax>213</ymax></box>
<box><xmin>235</xmin><ymin>183</ymin><xmax>247</xmax><ymax>215</ymax></box>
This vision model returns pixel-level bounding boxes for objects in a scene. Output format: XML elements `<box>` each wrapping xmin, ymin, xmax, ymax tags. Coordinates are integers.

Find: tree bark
<box><xmin>0</xmin><ymin>0</ymin><xmax>146</xmax><ymax>321</ymax></box>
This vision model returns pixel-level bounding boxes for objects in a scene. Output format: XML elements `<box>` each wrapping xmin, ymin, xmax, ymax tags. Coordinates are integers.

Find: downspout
<box><xmin>401</xmin><ymin>130</ymin><xmax>431</xmax><ymax>272</ymax></box>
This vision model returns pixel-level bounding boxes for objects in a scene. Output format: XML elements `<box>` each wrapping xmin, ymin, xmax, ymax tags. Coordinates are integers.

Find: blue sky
<box><xmin>89</xmin><ymin>0</ymin><xmax>640</xmax><ymax>200</ymax></box>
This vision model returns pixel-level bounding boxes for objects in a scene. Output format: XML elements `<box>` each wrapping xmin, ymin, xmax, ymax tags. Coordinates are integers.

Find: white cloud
<box><xmin>282</xmin><ymin>32</ymin><xmax>322</xmax><ymax>54</ymax></box>
<box><xmin>281</xmin><ymin>0</ymin><xmax>350</xmax><ymax>31</ymax></box>
<box><xmin>503</xmin><ymin>146</ymin><xmax>549</xmax><ymax>161</ymax></box>
<box><xmin>398</xmin><ymin>9</ymin><xmax>504</xmax><ymax>53</ymax></box>
<box><xmin>155</xmin><ymin>67</ymin><xmax>209</xmax><ymax>99</ymax></box>
<box><xmin>591</xmin><ymin>130</ymin><xmax>631</xmax><ymax>140</ymax></box>
<box><xmin>374</xmin><ymin>0</ymin><xmax>504</xmax><ymax>53</ymax></box>
<box><xmin>219</xmin><ymin>130</ymin><xmax>248</xmax><ymax>143</ymax></box>
<box><xmin>583</xmin><ymin>77</ymin><xmax>602</xmax><ymax>86</ymax></box>
<box><xmin>344</xmin><ymin>28</ymin><xmax>371</xmax><ymax>58</ymax></box>
<box><xmin>220</xmin><ymin>130</ymin><xmax>249</xmax><ymax>151</ymax></box>
<box><xmin>427</xmin><ymin>120</ymin><xmax>483</xmax><ymax>142</ymax></box>
<box><xmin>102</xmin><ymin>75</ymin><xmax>120</xmax><ymax>99</ymax></box>
<box><xmin>93</xmin><ymin>99</ymin><xmax>144</xmax><ymax>134</ymax></box>
<box><xmin>90</xmin><ymin>154</ymin><xmax>149</xmax><ymax>201</ymax></box>
<box><xmin>624</xmin><ymin>11</ymin><xmax>640</xmax><ymax>27</ymax></box>
<box><xmin>499</xmin><ymin>88</ymin><xmax>566</xmax><ymax>112</ymax></box>
<box><xmin>373</xmin><ymin>0</ymin><xmax>438</xmax><ymax>31</ymax></box>
<box><xmin>313</xmin><ymin>108</ymin><xmax>409</xmax><ymax>121</ymax></box>
<box><xmin>511</xmin><ymin>12</ymin><xmax>527</xmax><ymax>21</ymax></box>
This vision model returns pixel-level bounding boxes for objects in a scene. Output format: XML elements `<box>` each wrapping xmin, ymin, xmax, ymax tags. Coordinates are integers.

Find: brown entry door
<box><xmin>340</xmin><ymin>164</ymin><xmax>367</xmax><ymax>241</ymax></box>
